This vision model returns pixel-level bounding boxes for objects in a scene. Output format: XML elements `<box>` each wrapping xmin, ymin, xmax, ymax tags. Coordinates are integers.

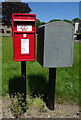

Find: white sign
<box><xmin>21</xmin><ymin>39</ymin><xmax>29</xmax><ymax>54</ymax></box>
<box><xmin>17</xmin><ymin>25</ymin><xmax>32</xmax><ymax>31</ymax></box>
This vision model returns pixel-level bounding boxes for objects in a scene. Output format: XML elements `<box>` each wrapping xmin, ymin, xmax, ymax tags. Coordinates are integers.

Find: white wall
<box><xmin>75</xmin><ymin>22</ymin><xmax>79</xmax><ymax>33</ymax></box>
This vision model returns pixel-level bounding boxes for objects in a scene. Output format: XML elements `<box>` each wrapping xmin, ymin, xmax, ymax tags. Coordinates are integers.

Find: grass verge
<box><xmin>2</xmin><ymin>36</ymin><xmax>79</xmax><ymax>105</ymax></box>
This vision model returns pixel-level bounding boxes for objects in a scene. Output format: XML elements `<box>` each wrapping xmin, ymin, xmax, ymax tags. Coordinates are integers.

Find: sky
<box><xmin>79</xmin><ymin>2</ymin><xmax>81</xmax><ymax>19</ymax></box>
<box><xmin>27</xmin><ymin>2</ymin><xmax>79</xmax><ymax>22</ymax></box>
<box><xmin>0</xmin><ymin>1</ymin><xmax>79</xmax><ymax>22</ymax></box>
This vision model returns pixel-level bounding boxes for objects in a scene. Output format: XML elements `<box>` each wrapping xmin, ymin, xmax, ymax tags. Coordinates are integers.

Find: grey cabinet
<box><xmin>37</xmin><ymin>21</ymin><xmax>74</xmax><ymax>68</ymax></box>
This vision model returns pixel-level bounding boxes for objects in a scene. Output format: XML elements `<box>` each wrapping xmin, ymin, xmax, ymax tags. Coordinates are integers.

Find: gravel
<box><xmin>1</xmin><ymin>95</ymin><xmax>80</xmax><ymax>119</ymax></box>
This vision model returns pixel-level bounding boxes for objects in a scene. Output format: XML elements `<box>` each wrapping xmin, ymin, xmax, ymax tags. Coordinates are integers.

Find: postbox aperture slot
<box><xmin>14</xmin><ymin>15</ymin><xmax>35</xmax><ymax>21</ymax></box>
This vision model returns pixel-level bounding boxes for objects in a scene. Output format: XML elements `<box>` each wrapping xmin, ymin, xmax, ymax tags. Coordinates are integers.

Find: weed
<box><xmin>40</xmin><ymin>102</ymin><xmax>47</xmax><ymax>113</ymax></box>
<box><xmin>10</xmin><ymin>93</ymin><xmax>28</xmax><ymax>118</ymax></box>
<box><xmin>32</xmin><ymin>96</ymin><xmax>47</xmax><ymax>113</ymax></box>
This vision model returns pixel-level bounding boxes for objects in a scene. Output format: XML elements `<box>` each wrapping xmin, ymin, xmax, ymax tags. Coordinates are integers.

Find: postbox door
<box><xmin>14</xmin><ymin>33</ymin><xmax>35</xmax><ymax>61</ymax></box>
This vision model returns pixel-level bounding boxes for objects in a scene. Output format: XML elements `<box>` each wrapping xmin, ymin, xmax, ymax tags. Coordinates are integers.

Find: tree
<box><xmin>41</xmin><ymin>22</ymin><xmax>46</xmax><ymax>25</ymax></box>
<box><xmin>48</xmin><ymin>19</ymin><xmax>61</xmax><ymax>23</ymax></box>
<box><xmin>63</xmin><ymin>19</ymin><xmax>71</xmax><ymax>23</ymax></box>
<box><xmin>36</xmin><ymin>19</ymin><xmax>42</xmax><ymax>33</ymax></box>
<box><xmin>2</xmin><ymin>2</ymin><xmax>31</xmax><ymax>25</ymax></box>
<box><xmin>36</xmin><ymin>20</ymin><xmax>46</xmax><ymax>33</ymax></box>
<box><xmin>72</xmin><ymin>18</ymin><xmax>80</xmax><ymax>21</ymax></box>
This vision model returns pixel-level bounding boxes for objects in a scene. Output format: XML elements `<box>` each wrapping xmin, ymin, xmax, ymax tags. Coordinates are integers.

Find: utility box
<box><xmin>12</xmin><ymin>13</ymin><xmax>36</xmax><ymax>61</ymax></box>
<box><xmin>37</xmin><ymin>21</ymin><xmax>74</xmax><ymax>67</ymax></box>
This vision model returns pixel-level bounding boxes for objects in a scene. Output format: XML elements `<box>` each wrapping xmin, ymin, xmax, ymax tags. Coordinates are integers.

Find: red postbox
<box><xmin>12</xmin><ymin>13</ymin><xmax>36</xmax><ymax>61</ymax></box>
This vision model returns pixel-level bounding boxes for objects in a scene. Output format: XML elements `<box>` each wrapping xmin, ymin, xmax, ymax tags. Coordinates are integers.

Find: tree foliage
<box><xmin>2</xmin><ymin>2</ymin><xmax>31</xmax><ymax>25</ymax></box>
<box><xmin>36</xmin><ymin>19</ymin><xmax>41</xmax><ymax>33</ymax></box>
<box><xmin>41</xmin><ymin>22</ymin><xmax>46</xmax><ymax>25</ymax></box>
<box><xmin>36</xmin><ymin>19</ymin><xmax>46</xmax><ymax>33</ymax></box>
<box><xmin>72</xmin><ymin>18</ymin><xmax>80</xmax><ymax>21</ymax></box>
<box><xmin>63</xmin><ymin>19</ymin><xmax>71</xmax><ymax>23</ymax></box>
<box><xmin>49</xmin><ymin>19</ymin><xmax>61</xmax><ymax>23</ymax></box>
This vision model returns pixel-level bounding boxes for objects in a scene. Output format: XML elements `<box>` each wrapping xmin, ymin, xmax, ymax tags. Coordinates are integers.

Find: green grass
<box><xmin>75</xmin><ymin>33</ymin><xmax>81</xmax><ymax>35</ymax></box>
<box><xmin>2</xmin><ymin>36</ymin><xmax>80</xmax><ymax>105</ymax></box>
